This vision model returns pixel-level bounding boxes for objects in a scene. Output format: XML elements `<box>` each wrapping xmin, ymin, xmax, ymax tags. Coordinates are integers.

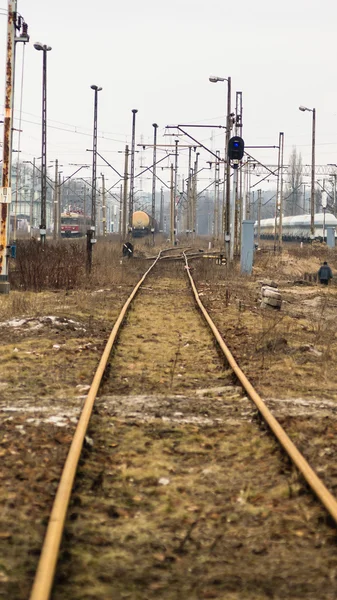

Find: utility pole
<box><xmin>83</xmin><ymin>185</ymin><xmax>87</xmax><ymax>231</ymax></box>
<box><xmin>170</xmin><ymin>164</ymin><xmax>174</xmax><ymax>245</ymax></box>
<box><xmin>53</xmin><ymin>159</ymin><xmax>58</xmax><ymax>240</ymax></box>
<box><xmin>332</xmin><ymin>175</ymin><xmax>337</xmax><ymax>217</ymax></box>
<box><xmin>159</xmin><ymin>187</ymin><xmax>164</xmax><ymax>233</ymax></box>
<box><xmin>96</xmin><ymin>185</ymin><xmax>101</xmax><ymax>237</ymax></box>
<box><xmin>235</xmin><ymin>91</ymin><xmax>243</xmax><ymax>255</ymax></box>
<box><xmin>123</xmin><ymin>144</ymin><xmax>129</xmax><ymax>240</ymax></box>
<box><xmin>186</xmin><ymin>147</ymin><xmax>192</xmax><ymax>237</ymax></box>
<box><xmin>30</xmin><ymin>158</ymin><xmax>36</xmax><ymax>236</ymax></box>
<box><xmin>34</xmin><ymin>43</ymin><xmax>52</xmax><ymax>246</ymax></box>
<box><xmin>13</xmin><ymin>162</ymin><xmax>20</xmax><ymax>242</ymax></box>
<box><xmin>174</xmin><ymin>139</ymin><xmax>179</xmax><ymax>243</ymax></box>
<box><xmin>311</xmin><ymin>109</ymin><xmax>316</xmax><ymax>237</ymax></box>
<box><xmin>57</xmin><ymin>173</ymin><xmax>62</xmax><ymax>238</ymax></box>
<box><xmin>225</xmin><ymin>76</ymin><xmax>232</xmax><ymax>261</ymax></box>
<box><xmin>0</xmin><ymin>1</ymin><xmax>16</xmax><ymax>293</ymax></box>
<box><xmin>231</xmin><ymin>166</ymin><xmax>238</xmax><ymax>259</ymax></box>
<box><xmin>129</xmin><ymin>109</ymin><xmax>138</xmax><ymax>231</ymax></box>
<box><xmin>101</xmin><ymin>173</ymin><xmax>107</xmax><ymax>236</ymax></box>
<box><xmin>257</xmin><ymin>189</ymin><xmax>262</xmax><ymax>246</ymax></box>
<box><xmin>151</xmin><ymin>123</ymin><xmax>158</xmax><ymax>245</ymax></box>
<box><xmin>40</xmin><ymin>46</ymin><xmax>48</xmax><ymax>245</ymax></box>
<box><xmin>90</xmin><ymin>85</ymin><xmax>102</xmax><ymax>231</ymax></box>
<box><xmin>192</xmin><ymin>153</ymin><xmax>199</xmax><ymax>239</ymax></box>
<box><xmin>278</xmin><ymin>132</ymin><xmax>284</xmax><ymax>249</ymax></box>
<box><xmin>87</xmin><ymin>84</ymin><xmax>101</xmax><ymax>273</ymax></box>
<box><xmin>274</xmin><ymin>132</ymin><xmax>282</xmax><ymax>250</ymax></box>
<box><xmin>119</xmin><ymin>184</ymin><xmax>122</xmax><ymax>235</ymax></box>
<box><xmin>213</xmin><ymin>151</ymin><xmax>220</xmax><ymax>241</ymax></box>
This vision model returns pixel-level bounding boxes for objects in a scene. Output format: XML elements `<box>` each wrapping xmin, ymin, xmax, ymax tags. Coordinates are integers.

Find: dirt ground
<box><xmin>2</xmin><ymin>244</ymin><xmax>337</xmax><ymax>599</ymax></box>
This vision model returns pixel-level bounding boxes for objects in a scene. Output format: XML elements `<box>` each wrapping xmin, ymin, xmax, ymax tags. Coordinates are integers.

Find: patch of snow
<box><xmin>45</xmin><ymin>415</ymin><xmax>69</xmax><ymax>427</ymax></box>
<box><xmin>0</xmin><ymin>315</ymin><xmax>84</xmax><ymax>330</ymax></box>
<box><xmin>158</xmin><ymin>477</ymin><xmax>170</xmax><ymax>486</ymax></box>
<box><xmin>76</xmin><ymin>384</ymin><xmax>91</xmax><ymax>392</ymax></box>
<box><xmin>7</xmin><ymin>319</ymin><xmax>26</xmax><ymax>327</ymax></box>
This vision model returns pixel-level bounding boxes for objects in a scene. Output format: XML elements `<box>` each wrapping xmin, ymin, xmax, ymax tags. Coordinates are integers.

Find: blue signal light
<box><xmin>228</xmin><ymin>136</ymin><xmax>244</xmax><ymax>161</ymax></box>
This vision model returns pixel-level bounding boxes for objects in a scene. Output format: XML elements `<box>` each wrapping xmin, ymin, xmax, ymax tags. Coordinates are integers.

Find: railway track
<box><xmin>28</xmin><ymin>249</ymin><xmax>337</xmax><ymax>600</ymax></box>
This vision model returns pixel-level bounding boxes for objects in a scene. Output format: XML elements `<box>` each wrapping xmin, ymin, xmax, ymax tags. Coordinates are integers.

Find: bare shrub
<box><xmin>9</xmin><ymin>238</ymin><xmax>155</xmax><ymax>292</ymax></box>
<box><xmin>10</xmin><ymin>239</ymin><xmax>86</xmax><ymax>291</ymax></box>
<box><xmin>90</xmin><ymin>239</ymin><xmax>150</xmax><ymax>287</ymax></box>
<box><xmin>192</xmin><ymin>257</ymin><xmax>228</xmax><ymax>283</ymax></box>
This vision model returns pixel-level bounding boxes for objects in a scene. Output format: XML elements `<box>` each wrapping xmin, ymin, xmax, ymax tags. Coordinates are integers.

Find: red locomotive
<box><xmin>60</xmin><ymin>211</ymin><xmax>86</xmax><ymax>237</ymax></box>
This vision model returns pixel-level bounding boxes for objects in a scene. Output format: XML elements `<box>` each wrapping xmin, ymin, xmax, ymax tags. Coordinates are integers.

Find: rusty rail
<box><xmin>29</xmin><ymin>252</ymin><xmax>162</xmax><ymax>600</ymax></box>
<box><xmin>30</xmin><ymin>248</ymin><xmax>337</xmax><ymax>599</ymax></box>
<box><xmin>183</xmin><ymin>251</ymin><xmax>337</xmax><ymax>525</ymax></box>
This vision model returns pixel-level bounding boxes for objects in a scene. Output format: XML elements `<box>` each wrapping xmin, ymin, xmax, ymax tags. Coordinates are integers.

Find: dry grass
<box><xmin>53</xmin><ymin>400</ymin><xmax>337</xmax><ymax>600</ymax></box>
<box><xmin>3</xmin><ymin>242</ymin><xmax>337</xmax><ymax>598</ymax></box>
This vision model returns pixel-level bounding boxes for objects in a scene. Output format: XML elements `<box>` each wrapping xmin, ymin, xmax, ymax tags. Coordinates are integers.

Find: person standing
<box><xmin>318</xmin><ymin>261</ymin><xmax>333</xmax><ymax>285</ymax></box>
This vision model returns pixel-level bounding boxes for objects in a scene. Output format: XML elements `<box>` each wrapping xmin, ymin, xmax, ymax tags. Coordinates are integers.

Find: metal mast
<box><xmin>129</xmin><ymin>109</ymin><xmax>138</xmax><ymax>231</ymax></box>
<box><xmin>151</xmin><ymin>123</ymin><xmax>158</xmax><ymax>244</ymax></box>
<box><xmin>0</xmin><ymin>0</ymin><xmax>16</xmax><ymax>293</ymax></box>
<box><xmin>90</xmin><ymin>85</ymin><xmax>102</xmax><ymax>229</ymax></box>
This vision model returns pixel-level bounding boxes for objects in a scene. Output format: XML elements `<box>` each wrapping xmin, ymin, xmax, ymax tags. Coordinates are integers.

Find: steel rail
<box><xmin>29</xmin><ymin>252</ymin><xmax>162</xmax><ymax>600</ymax></box>
<box><xmin>183</xmin><ymin>253</ymin><xmax>337</xmax><ymax>525</ymax></box>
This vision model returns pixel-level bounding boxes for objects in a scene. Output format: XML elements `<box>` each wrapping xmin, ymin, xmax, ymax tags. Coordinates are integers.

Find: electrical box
<box><xmin>0</xmin><ymin>187</ymin><xmax>12</xmax><ymax>204</ymax></box>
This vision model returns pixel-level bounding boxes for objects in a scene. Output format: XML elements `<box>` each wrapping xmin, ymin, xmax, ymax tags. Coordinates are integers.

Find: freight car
<box><xmin>256</xmin><ymin>213</ymin><xmax>337</xmax><ymax>242</ymax></box>
<box><xmin>132</xmin><ymin>210</ymin><xmax>158</xmax><ymax>237</ymax></box>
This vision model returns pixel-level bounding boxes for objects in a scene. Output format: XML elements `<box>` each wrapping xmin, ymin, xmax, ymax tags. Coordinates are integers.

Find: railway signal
<box><xmin>228</xmin><ymin>136</ymin><xmax>244</xmax><ymax>165</ymax></box>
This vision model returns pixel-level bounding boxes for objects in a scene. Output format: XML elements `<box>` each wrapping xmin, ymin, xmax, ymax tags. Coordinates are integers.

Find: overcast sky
<box><xmin>0</xmin><ymin>0</ymin><xmax>337</xmax><ymax>196</ymax></box>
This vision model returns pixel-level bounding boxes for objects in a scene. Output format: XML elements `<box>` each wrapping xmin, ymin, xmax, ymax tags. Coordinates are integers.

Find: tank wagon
<box><xmin>132</xmin><ymin>210</ymin><xmax>158</xmax><ymax>238</ymax></box>
<box><xmin>257</xmin><ymin>213</ymin><xmax>337</xmax><ymax>242</ymax></box>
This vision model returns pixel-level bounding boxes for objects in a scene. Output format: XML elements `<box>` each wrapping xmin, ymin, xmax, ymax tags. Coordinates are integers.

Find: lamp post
<box><xmin>86</xmin><ymin>85</ymin><xmax>101</xmax><ymax>273</ymax></box>
<box><xmin>34</xmin><ymin>42</ymin><xmax>52</xmax><ymax>246</ymax></box>
<box><xmin>174</xmin><ymin>139</ymin><xmax>179</xmax><ymax>244</ymax></box>
<box><xmin>129</xmin><ymin>109</ymin><xmax>138</xmax><ymax>232</ymax></box>
<box><xmin>299</xmin><ymin>105</ymin><xmax>316</xmax><ymax>237</ymax></box>
<box><xmin>209</xmin><ymin>75</ymin><xmax>231</xmax><ymax>260</ymax></box>
<box><xmin>90</xmin><ymin>85</ymin><xmax>102</xmax><ymax>230</ymax></box>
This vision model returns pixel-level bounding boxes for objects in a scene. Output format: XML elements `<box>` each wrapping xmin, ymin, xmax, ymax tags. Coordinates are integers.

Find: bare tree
<box><xmin>285</xmin><ymin>148</ymin><xmax>303</xmax><ymax>216</ymax></box>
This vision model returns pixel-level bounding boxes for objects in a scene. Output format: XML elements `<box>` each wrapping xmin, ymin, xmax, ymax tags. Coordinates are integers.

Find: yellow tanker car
<box><xmin>132</xmin><ymin>210</ymin><xmax>158</xmax><ymax>237</ymax></box>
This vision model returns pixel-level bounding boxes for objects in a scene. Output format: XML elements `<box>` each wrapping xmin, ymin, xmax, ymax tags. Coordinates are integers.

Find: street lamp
<box><xmin>299</xmin><ymin>105</ymin><xmax>316</xmax><ymax>237</ymax></box>
<box><xmin>90</xmin><ymin>85</ymin><xmax>102</xmax><ymax>230</ymax></box>
<box><xmin>209</xmin><ymin>75</ymin><xmax>231</xmax><ymax>260</ymax></box>
<box><xmin>34</xmin><ymin>42</ymin><xmax>52</xmax><ymax>245</ymax></box>
<box><xmin>129</xmin><ymin>109</ymin><xmax>138</xmax><ymax>232</ymax></box>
